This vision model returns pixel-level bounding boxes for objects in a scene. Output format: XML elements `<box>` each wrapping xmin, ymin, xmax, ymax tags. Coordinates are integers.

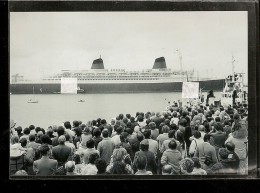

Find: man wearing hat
<box><xmin>133</xmin><ymin>139</ymin><xmax>157</xmax><ymax>174</ymax></box>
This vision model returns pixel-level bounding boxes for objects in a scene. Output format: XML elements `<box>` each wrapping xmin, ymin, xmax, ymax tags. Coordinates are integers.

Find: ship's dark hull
<box><xmin>10</xmin><ymin>79</ymin><xmax>225</xmax><ymax>94</ymax></box>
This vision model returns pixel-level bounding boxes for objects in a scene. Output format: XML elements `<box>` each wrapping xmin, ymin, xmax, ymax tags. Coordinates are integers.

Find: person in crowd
<box><xmin>161</xmin><ymin>130</ymin><xmax>180</xmax><ymax>154</ymax></box>
<box><xmin>52</xmin><ymin>135</ymin><xmax>72</xmax><ymax>167</ymax></box>
<box><xmin>46</xmin><ymin>127</ymin><xmax>56</xmax><ymax>140</ymax></box>
<box><xmin>116</xmin><ymin>132</ymin><xmax>132</xmax><ymax>157</ymax></box>
<box><xmin>33</xmin><ymin>144</ymin><xmax>57</xmax><ymax>175</ymax></box>
<box><xmin>149</xmin><ymin>122</ymin><xmax>159</xmax><ymax>140</ymax></box>
<box><xmin>135</xmin><ymin>155</ymin><xmax>153</xmax><ymax>175</ymax></box>
<box><xmin>157</xmin><ymin>125</ymin><xmax>170</xmax><ymax>152</ymax></box>
<box><xmin>80</xmin><ymin>126</ymin><xmax>92</xmax><ymax>149</ymax></box>
<box><xmin>73</xmin><ymin>127</ymin><xmax>82</xmax><ymax>149</ymax></box>
<box><xmin>225</xmin><ymin>122</ymin><xmax>248</xmax><ymax>175</ymax></box>
<box><xmin>225</xmin><ymin>141</ymin><xmax>240</xmax><ymax>172</ymax></box>
<box><xmin>65</xmin><ymin>161</ymin><xmax>78</xmax><ymax>175</ymax></box>
<box><xmin>189</xmin><ymin>131</ymin><xmax>204</xmax><ymax>157</ymax></box>
<box><xmin>143</xmin><ymin>129</ymin><xmax>159</xmax><ymax>160</ymax></box>
<box><xmin>95</xmin><ymin>158</ymin><xmax>108</xmax><ymax>175</ymax></box>
<box><xmin>92</xmin><ymin>128</ymin><xmax>103</xmax><ymax>149</ymax></box>
<box><xmin>97</xmin><ymin>129</ymin><xmax>115</xmax><ymax>165</ymax></box>
<box><xmin>223</xmin><ymin>119</ymin><xmax>232</xmax><ymax>136</ymax></box>
<box><xmin>111</xmin><ymin>126</ymin><xmax>123</xmax><ymax>147</ymax></box>
<box><xmin>106</xmin><ymin>147</ymin><xmax>133</xmax><ymax>174</ymax></box>
<box><xmin>207</xmin><ymin>148</ymin><xmax>238</xmax><ymax>174</ymax></box>
<box><xmin>161</xmin><ymin>140</ymin><xmax>182</xmax><ymax>174</ymax></box>
<box><xmin>191</xmin><ymin>157</ymin><xmax>207</xmax><ymax>175</ymax></box>
<box><xmin>64</xmin><ymin>121</ymin><xmax>75</xmax><ymax>140</ymax></box>
<box><xmin>184</xmin><ymin>125</ymin><xmax>192</xmax><ymax>157</ymax></box>
<box><xmin>80</xmin><ymin>138</ymin><xmax>100</xmax><ymax>164</ymax></box>
<box><xmin>27</xmin><ymin>134</ymin><xmax>41</xmax><ymax>160</ymax></box>
<box><xmin>152</xmin><ymin>112</ymin><xmax>164</xmax><ymax>129</ymax></box>
<box><xmin>29</xmin><ymin>125</ymin><xmax>36</xmax><ymax>136</ymax></box>
<box><xmin>179</xmin><ymin>158</ymin><xmax>194</xmax><ymax>175</ymax></box>
<box><xmin>52</xmin><ymin>126</ymin><xmax>65</xmax><ymax>147</ymax></box>
<box><xmin>176</xmin><ymin>130</ymin><xmax>186</xmax><ymax>159</ymax></box>
<box><xmin>210</xmin><ymin>122</ymin><xmax>227</xmax><ymax>158</ymax></box>
<box><xmin>15</xmin><ymin>126</ymin><xmax>23</xmax><ymax>139</ymax></box>
<box><xmin>133</xmin><ymin>139</ymin><xmax>157</xmax><ymax>174</ymax></box>
<box><xmin>14</xmin><ymin>170</ymin><xmax>28</xmax><ymax>176</ymax></box>
<box><xmin>170</xmin><ymin>111</ymin><xmax>179</xmax><ymax>126</ymax></box>
<box><xmin>126</xmin><ymin>127</ymin><xmax>140</xmax><ymax>161</ymax></box>
<box><xmin>162</xmin><ymin>164</ymin><xmax>173</xmax><ymax>175</ymax></box>
<box><xmin>81</xmin><ymin>153</ymin><xmax>99</xmax><ymax>175</ymax></box>
<box><xmin>64</xmin><ymin>134</ymin><xmax>76</xmax><ymax>153</ymax></box>
<box><xmin>20</xmin><ymin>127</ymin><xmax>30</xmax><ymax>142</ymax></box>
<box><xmin>194</xmin><ymin>134</ymin><xmax>218</xmax><ymax>170</ymax></box>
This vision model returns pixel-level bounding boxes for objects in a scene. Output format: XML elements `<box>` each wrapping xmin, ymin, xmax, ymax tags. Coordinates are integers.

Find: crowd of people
<box><xmin>10</xmin><ymin>100</ymin><xmax>248</xmax><ymax>176</ymax></box>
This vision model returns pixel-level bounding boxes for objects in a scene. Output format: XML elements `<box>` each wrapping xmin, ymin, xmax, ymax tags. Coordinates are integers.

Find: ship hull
<box><xmin>10</xmin><ymin>79</ymin><xmax>225</xmax><ymax>94</ymax></box>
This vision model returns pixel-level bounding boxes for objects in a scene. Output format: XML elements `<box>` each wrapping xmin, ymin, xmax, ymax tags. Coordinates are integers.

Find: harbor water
<box><xmin>10</xmin><ymin>92</ymin><xmax>221</xmax><ymax>129</ymax></box>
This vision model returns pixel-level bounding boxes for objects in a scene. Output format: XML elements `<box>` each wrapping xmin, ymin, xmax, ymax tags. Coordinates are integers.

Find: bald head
<box><xmin>65</xmin><ymin>161</ymin><xmax>75</xmax><ymax>172</ymax></box>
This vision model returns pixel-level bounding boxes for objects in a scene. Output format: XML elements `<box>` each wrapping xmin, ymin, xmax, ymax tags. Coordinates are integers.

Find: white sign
<box><xmin>61</xmin><ymin>78</ymin><xmax>77</xmax><ymax>94</ymax></box>
<box><xmin>182</xmin><ymin>82</ymin><xmax>199</xmax><ymax>99</ymax></box>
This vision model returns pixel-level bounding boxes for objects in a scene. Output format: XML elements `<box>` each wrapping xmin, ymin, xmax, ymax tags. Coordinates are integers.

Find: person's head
<box><xmin>122</xmin><ymin>117</ymin><xmax>128</xmax><ymax>124</ymax></box>
<box><xmin>35</xmin><ymin>127</ymin><xmax>42</xmax><ymax>133</ymax></box>
<box><xmin>126</xmin><ymin>114</ymin><xmax>131</xmax><ymax>119</ymax></box>
<box><xmin>136</xmin><ymin>155</ymin><xmax>147</xmax><ymax>170</ymax></box>
<box><xmin>28</xmin><ymin>134</ymin><xmax>36</xmax><ymax>142</ymax></box>
<box><xmin>193</xmin><ymin>130</ymin><xmax>201</xmax><ymax>139</ymax></box>
<box><xmin>83</xmin><ymin>127</ymin><xmax>91</xmax><ymax>135</ymax></box>
<box><xmin>143</xmin><ymin>129</ymin><xmax>151</xmax><ymax>139</ymax></box>
<box><xmin>168</xmin><ymin>130</ymin><xmax>175</xmax><ymax>139</ymax></box>
<box><xmin>116</xmin><ymin>126</ymin><xmax>123</xmax><ymax>135</ymax></box>
<box><xmin>86</xmin><ymin>139</ymin><xmax>95</xmax><ymax>149</ymax></box>
<box><xmin>180</xmin><ymin>158</ymin><xmax>194</xmax><ymax>174</ymax></box>
<box><xmin>130</xmin><ymin>117</ymin><xmax>135</xmax><ymax>123</ymax></box>
<box><xmin>168</xmin><ymin>140</ymin><xmax>177</xmax><ymax>150</ymax></box>
<box><xmin>95</xmin><ymin>158</ymin><xmax>107</xmax><ymax>174</ymax></box>
<box><xmin>29</xmin><ymin>125</ymin><xmax>35</xmax><ymax>131</ymax></box>
<box><xmin>119</xmin><ymin>114</ymin><xmax>124</xmax><ymax>120</ymax></box>
<box><xmin>179</xmin><ymin>119</ymin><xmax>187</xmax><ymax>127</ymax></box>
<box><xmin>214</xmin><ymin>122</ymin><xmax>223</xmax><ymax>131</ymax></box>
<box><xmin>64</xmin><ymin>134</ymin><xmax>70</xmax><ymax>142</ymax></box>
<box><xmin>73</xmin><ymin>120</ymin><xmax>80</xmax><ymax>127</ymax></box>
<box><xmin>15</xmin><ymin>126</ymin><xmax>23</xmax><ymax>134</ymax></box>
<box><xmin>148</xmin><ymin>122</ymin><xmax>156</xmax><ymax>130</ymax></box>
<box><xmin>203</xmin><ymin>134</ymin><xmax>213</xmax><ymax>144</ymax></box>
<box><xmin>14</xmin><ymin>170</ymin><xmax>28</xmax><ymax>176</ymax></box>
<box><xmin>162</xmin><ymin>165</ymin><xmax>173</xmax><ymax>175</ymax></box>
<box><xmin>225</xmin><ymin>141</ymin><xmax>235</xmax><ymax>152</ymax></box>
<box><xmin>39</xmin><ymin>144</ymin><xmax>50</xmax><ymax>156</ymax></box>
<box><xmin>224</xmin><ymin>119</ymin><xmax>230</xmax><ymax>126</ymax></box>
<box><xmin>92</xmin><ymin>120</ymin><xmax>97</xmax><ymax>126</ymax></box>
<box><xmin>173</xmin><ymin>112</ymin><xmax>177</xmax><ymax>117</ymax></box>
<box><xmin>58</xmin><ymin>135</ymin><xmax>66</xmax><ymax>145</ymax></box>
<box><xmin>125</xmin><ymin>127</ymin><xmax>133</xmax><ymax>135</ymax></box>
<box><xmin>156</xmin><ymin>112</ymin><xmax>161</xmax><ymax>117</ymax></box>
<box><xmin>23</xmin><ymin>127</ymin><xmax>30</xmax><ymax>135</ymax></box>
<box><xmin>164</xmin><ymin>119</ymin><xmax>170</xmax><ymax>126</ymax></box>
<box><xmin>218</xmin><ymin>148</ymin><xmax>229</xmax><ymax>160</ymax></box>
<box><xmin>112</xmin><ymin>147</ymin><xmax>128</xmax><ymax>162</ymax></box>
<box><xmin>101</xmin><ymin>119</ymin><xmax>107</xmax><ymax>125</ymax></box>
<box><xmin>65</xmin><ymin>161</ymin><xmax>75</xmax><ymax>172</ymax></box>
<box><xmin>57</xmin><ymin>126</ymin><xmax>65</xmax><ymax>136</ymax></box>
<box><xmin>89</xmin><ymin>153</ymin><xmax>99</xmax><ymax>164</ymax></box>
<box><xmin>10</xmin><ymin>135</ymin><xmax>19</xmax><ymax>144</ymax></box>
<box><xmin>170</xmin><ymin>123</ymin><xmax>178</xmax><ymax>131</ymax></box>
<box><xmin>191</xmin><ymin>157</ymin><xmax>201</xmax><ymax>169</ymax></box>
<box><xmin>102</xmin><ymin>129</ymin><xmax>109</xmax><ymax>138</ymax></box>
<box><xmin>19</xmin><ymin>138</ymin><xmax>27</xmax><ymax>148</ymax></box>
<box><xmin>119</xmin><ymin>132</ymin><xmax>128</xmax><ymax>143</ymax></box>
<box><xmin>162</xmin><ymin>125</ymin><xmax>170</xmax><ymax>133</ymax></box>
<box><xmin>137</xmin><ymin>115</ymin><xmax>144</xmax><ymax>122</ymax></box>
<box><xmin>74</xmin><ymin>127</ymin><xmax>82</xmax><ymax>137</ymax></box>
<box><xmin>215</xmin><ymin>117</ymin><xmax>221</xmax><ymax>123</ymax></box>
<box><xmin>137</xmin><ymin>132</ymin><xmax>144</xmax><ymax>142</ymax></box>
<box><xmin>64</xmin><ymin>121</ymin><xmax>71</xmax><ymax>129</ymax></box>
<box><xmin>140</xmin><ymin>139</ymin><xmax>149</xmax><ymax>151</ymax></box>
<box><xmin>93</xmin><ymin>128</ymin><xmax>101</xmax><ymax>137</ymax></box>
<box><xmin>40</xmin><ymin>134</ymin><xmax>52</xmax><ymax>145</ymax></box>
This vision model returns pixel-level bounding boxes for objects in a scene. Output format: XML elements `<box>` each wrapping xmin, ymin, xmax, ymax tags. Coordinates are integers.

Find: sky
<box><xmin>10</xmin><ymin>11</ymin><xmax>248</xmax><ymax>81</ymax></box>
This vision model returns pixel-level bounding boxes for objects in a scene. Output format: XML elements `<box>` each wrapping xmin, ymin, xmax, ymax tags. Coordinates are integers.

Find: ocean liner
<box><xmin>10</xmin><ymin>57</ymin><xmax>225</xmax><ymax>94</ymax></box>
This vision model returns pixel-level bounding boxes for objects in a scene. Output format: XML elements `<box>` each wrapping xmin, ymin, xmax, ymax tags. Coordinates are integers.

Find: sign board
<box><xmin>61</xmin><ymin>78</ymin><xmax>77</xmax><ymax>94</ymax></box>
<box><xmin>182</xmin><ymin>82</ymin><xmax>199</xmax><ymax>99</ymax></box>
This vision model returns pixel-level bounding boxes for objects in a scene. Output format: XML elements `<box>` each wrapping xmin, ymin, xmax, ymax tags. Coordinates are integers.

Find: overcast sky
<box><xmin>10</xmin><ymin>11</ymin><xmax>247</xmax><ymax>80</ymax></box>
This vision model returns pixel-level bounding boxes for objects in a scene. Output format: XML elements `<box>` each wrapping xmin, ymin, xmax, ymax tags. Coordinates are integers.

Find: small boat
<box><xmin>78</xmin><ymin>99</ymin><xmax>85</xmax><ymax>102</ymax></box>
<box><xmin>28</xmin><ymin>86</ymin><xmax>39</xmax><ymax>103</ymax></box>
<box><xmin>77</xmin><ymin>86</ymin><xmax>85</xmax><ymax>94</ymax></box>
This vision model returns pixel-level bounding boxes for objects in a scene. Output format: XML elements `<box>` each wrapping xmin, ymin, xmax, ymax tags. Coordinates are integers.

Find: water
<box><xmin>10</xmin><ymin>92</ymin><xmax>221</xmax><ymax>129</ymax></box>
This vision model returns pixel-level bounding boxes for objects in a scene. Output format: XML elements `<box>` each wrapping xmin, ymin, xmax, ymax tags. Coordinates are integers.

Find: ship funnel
<box><xmin>91</xmin><ymin>58</ymin><xmax>104</xmax><ymax>69</ymax></box>
<box><xmin>153</xmin><ymin>57</ymin><xmax>167</xmax><ymax>69</ymax></box>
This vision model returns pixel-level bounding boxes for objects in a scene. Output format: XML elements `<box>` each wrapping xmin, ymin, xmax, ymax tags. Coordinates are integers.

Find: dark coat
<box><xmin>52</xmin><ymin>144</ymin><xmax>71</xmax><ymax>166</ymax></box>
<box><xmin>133</xmin><ymin>150</ymin><xmax>157</xmax><ymax>174</ymax></box>
<box><xmin>33</xmin><ymin>157</ymin><xmax>58</xmax><ymax>175</ymax></box>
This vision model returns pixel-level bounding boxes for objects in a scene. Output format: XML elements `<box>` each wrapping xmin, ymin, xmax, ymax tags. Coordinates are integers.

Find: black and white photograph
<box><xmin>8</xmin><ymin>1</ymin><xmax>256</xmax><ymax>179</ymax></box>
